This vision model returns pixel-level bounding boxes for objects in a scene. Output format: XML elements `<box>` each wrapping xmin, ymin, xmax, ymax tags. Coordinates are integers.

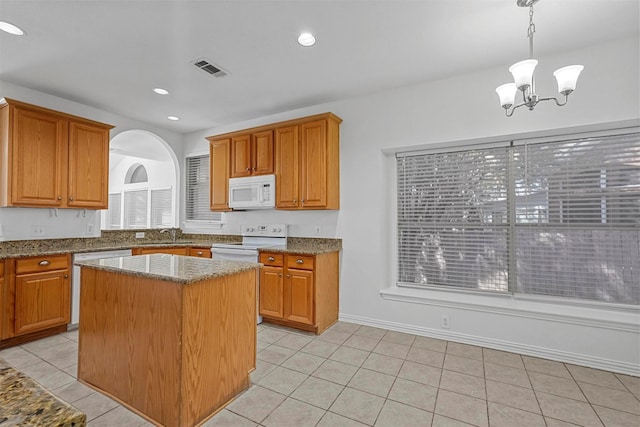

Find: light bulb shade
<box><xmin>553</xmin><ymin>65</ymin><xmax>584</xmax><ymax>95</ymax></box>
<box><xmin>496</xmin><ymin>83</ymin><xmax>517</xmax><ymax>108</ymax></box>
<box><xmin>509</xmin><ymin>59</ymin><xmax>538</xmax><ymax>90</ymax></box>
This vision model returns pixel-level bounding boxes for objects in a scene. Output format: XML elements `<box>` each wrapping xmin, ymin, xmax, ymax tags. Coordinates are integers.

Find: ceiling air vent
<box><xmin>193</xmin><ymin>59</ymin><xmax>227</xmax><ymax>77</ymax></box>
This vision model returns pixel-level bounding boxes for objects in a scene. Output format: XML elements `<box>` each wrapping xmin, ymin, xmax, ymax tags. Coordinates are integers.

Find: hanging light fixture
<box><xmin>496</xmin><ymin>0</ymin><xmax>584</xmax><ymax>117</ymax></box>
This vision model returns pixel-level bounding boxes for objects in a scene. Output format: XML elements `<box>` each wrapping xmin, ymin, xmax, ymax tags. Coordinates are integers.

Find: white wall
<box><xmin>0</xmin><ymin>80</ymin><xmax>183</xmax><ymax>240</ymax></box>
<box><xmin>183</xmin><ymin>37</ymin><xmax>640</xmax><ymax>374</ymax></box>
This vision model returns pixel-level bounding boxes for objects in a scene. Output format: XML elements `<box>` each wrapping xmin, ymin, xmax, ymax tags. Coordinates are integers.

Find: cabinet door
<box><xmin>230</xmin><ymin>134</ymin><xmax>252</xmax><ymax>178</ymax></box>
<box><xmin>275</xmin><ymin>125</ymin><xmax>299</xmax><ymax>209</ymax></box>
<box><xmin>67</xmin><ymin>121</ymin><xmax>110</xmax><ymax>208</ymax></box>
<box><xmin>300</xmin><ymin>120</ymin><xmax>328</xmax><ymax>209</ymax></box>
<box><xmin>14</xmin><ymin>271</ymin><xmax>70</xmax><ymax>335</ymax></box>
<box><xmin>260</xmin><ymin>266</ymin><xmax>284</xmax><ymax>319</ymax></box>
<box><xmin>11</xmin><ymin>107</ymin><xmax>68</xmax><ymax>207</ymax></box>
<box><xmin>210</xmin><ymin>138</ymin><xmax>232</xmax><ymax>211</ymax></box>
<box><xmin>253</xmin><ymin>130</ymin><xmax>274</xmax><ymax>176</ymax></box>
<box><xmin>284</xmin><ymin>269</ymin><xmax>314</xmax><ymax>325</ymax></box>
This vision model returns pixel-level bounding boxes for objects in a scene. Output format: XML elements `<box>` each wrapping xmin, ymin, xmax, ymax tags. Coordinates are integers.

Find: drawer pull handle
<box><xmin>296</xmin><ymin>259</ymin><xmax>304</xmax><ymax>264</ymax></box>
<box><xmin>39</xmin><ymin>260</ymin><xmax>50</xmax><ymax>266</ymax></box>
<box><xmin>197</xmin><ymin>251</ymin><xmax>203</xmax><ymax>255</ymax></box>
<box><xmin>268</xmin><ymin>256</ymin><xmax>275</xmax><ymax>262</ymax></box>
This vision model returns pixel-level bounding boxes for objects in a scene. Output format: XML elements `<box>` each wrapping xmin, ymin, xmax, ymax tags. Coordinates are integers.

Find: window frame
<box><xmin>388</xmin><ymin>122</ymin><xmax>640</xmax><ymax>310</ymax></box>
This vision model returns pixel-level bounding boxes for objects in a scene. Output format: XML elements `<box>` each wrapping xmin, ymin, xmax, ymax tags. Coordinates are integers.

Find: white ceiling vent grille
<box><xmin>193</xmin><ymin>59</ymin><xmax>227</xmax><ymax>77</ymax></box>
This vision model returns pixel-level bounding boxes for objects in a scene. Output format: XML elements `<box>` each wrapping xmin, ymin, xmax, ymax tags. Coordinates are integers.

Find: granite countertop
<box><xmin>265</xmin><ymin>238</ymin><xmax>342</xmax><ymax>255</ymax></box>
<box><xmin>0</xmin><ymin>232</ymin><xmax>341</xmax><ymax>259</ymax></box>
<box><xmin>76</xmin><ymin>254</ymin><xmax>261</xmax><ymax>284</ymax></box>
<box><xmin>0</xmin><ymin>358</ymin><xmax>86</xmax><ymax>426</ymax></box>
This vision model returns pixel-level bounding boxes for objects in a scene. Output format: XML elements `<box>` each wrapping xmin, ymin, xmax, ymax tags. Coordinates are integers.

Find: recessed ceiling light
<box><xmin>0</xmin><ymin>21</ymin><xmax>25</xmax><ymax>36</ymax></box>
<box><xmin>153</xmin><ymin>88</ymin><xmax>169</xmax><ymax>95</ymax></box>
<box><xmin>297</xmin><ymin>32</ymin><xmax>316</xmax><ymax>47</ymax></box>
<box><xmin>167</xmin><ymin>116</ymin><xmax>180</xmax><ymax>121</ymax></box>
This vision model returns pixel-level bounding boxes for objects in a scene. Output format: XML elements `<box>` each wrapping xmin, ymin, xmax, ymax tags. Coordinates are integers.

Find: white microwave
<box><xmin>228</xmin><ymin>174</ymin><xmax>276</xmax><ymax>209</ymax></box>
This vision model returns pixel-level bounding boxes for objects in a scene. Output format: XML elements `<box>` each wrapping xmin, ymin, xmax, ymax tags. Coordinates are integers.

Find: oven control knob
<box><xmin>272</xmin><ymin>227</ymin><xmax>280</xmax><ymax>232</ymax></box>
<box><xmin>246</xmin><ymin>227</ymin><xmax>254</xmax><ymax>232</ymax></box>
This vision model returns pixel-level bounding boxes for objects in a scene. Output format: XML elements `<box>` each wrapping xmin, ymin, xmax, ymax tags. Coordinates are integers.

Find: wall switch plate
<box><xmin>135</xmin><ymin>232</ymin><xmax>145</xmax><ymax>238</ymax></box>
<box><xmin>30</xmin><ymin>225</ymin><xmax>45</xmax><ymax>236</ymax></box>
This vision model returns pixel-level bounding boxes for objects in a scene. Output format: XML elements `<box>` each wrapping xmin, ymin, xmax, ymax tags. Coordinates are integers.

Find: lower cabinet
<box><xmin>259</xmin><ymin>251</ymin><xmax>339</xmax><ymax>334</ymax></box>
<box><xmin>132</xmin><ymin>246</ymin><xmax>212</xmax><ymax>257</ymax></box>
<box><xmin>132</xmin><ymin>246</ymin><xmax>189</xmax><ymax>256</ymax></box>
<box><xmin>1</xmin><ymin>254</ymin><xmax>71</xmax><ymax>348</ymax></box>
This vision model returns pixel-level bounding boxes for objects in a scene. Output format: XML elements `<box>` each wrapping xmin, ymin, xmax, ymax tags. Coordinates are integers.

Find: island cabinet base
<box><xmin>78</xmin><ymin>267</ymin><xmax>257</xmax><ymax>427</ymax></box>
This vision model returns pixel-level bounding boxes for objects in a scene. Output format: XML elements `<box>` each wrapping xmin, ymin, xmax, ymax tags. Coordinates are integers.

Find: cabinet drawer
<box><xmin>16</xmin><ymin>255</ymin><xmax>69</xmax><ymax>274</ymax></box>
<box><xmin>287</xmin><ymin>255</ymin><xmax>314</xmax><ymax>270</ymax></box>
<box><xmin>189</xmin><ymin>247</ymin><xmax>212</xmax><ymax>258</ymax></box>
<box><xmin>260</xmin><ymin>253</ymin><xmax>284</xmax><ymax>267</ymax></box>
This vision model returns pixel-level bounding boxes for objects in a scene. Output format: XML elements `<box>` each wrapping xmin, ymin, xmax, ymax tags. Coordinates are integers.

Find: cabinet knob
<box><xmin>268</xmin><ymin>256</ymin><xmax>275</xmax><ymax>262</ymax></box>
<box><xmin>286</xmin><ymin>274</ymin><xmax>290</xmax><ymax>278</ymax></box>
<box><xmin>293</xmin><ymin>199</ymin><xmax>297</xmax><ymax>205</ymax></box>
<box><xmin>69</xmin><ymin>197</ymin><xmax>74</xmax><ymax>201</ymax></box>
<box><xmin>246</xmin><ymin>167</ymin><xmax>251</xmax><ymax>171</ymax></box>
<box><xmin>57</xmin><ymin>196</ymin><xmax>62</xmax><ymax>201</ymax></box>
<box><xmin>296</xmin><ymin>259</ymin><xmax>304</xmax><ymax>264</ymax></box>
<box><xmin>196</xmin><ymin>251</ymin><xmax>203</xmax><ymax>255</ymax></box>
<box><xmin>278</xmin><ymin>273</ymin><xmax>283</xmax><ymax>277</ymax></box>
<box><xmin>38</xmin><ymin>260</ymin><xmax>50</xmax><ymax>266</ymax></box>
<box><xmin>64</xmin><ymin>274</ymin><xmax>69</xmax><ymax>279</ymax></box>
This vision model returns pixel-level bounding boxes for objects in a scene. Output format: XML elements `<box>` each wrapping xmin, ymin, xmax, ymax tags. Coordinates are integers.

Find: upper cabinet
<box><xmin>0</xmin><ymin>98</ymin><xmax>113</xmax><ymax>209</ymax></box>
<box><xmin>230</xmin><ymin>130</ymin><xmax>274</xmax><ymax>177</ymax></box>
<box><xmin>206</xmin><ymin>112</ymin><xmax>341</xmax><ymax>212</ymax></box>
<box><xmin>276</xmin><ymin>117</ymin><xmax>341</xmax><ymax>210</ymax></box>
<box><xmin>209</xmin><ymin>137</ymin><xmax>232</xmax><ymax>211</ymax></box>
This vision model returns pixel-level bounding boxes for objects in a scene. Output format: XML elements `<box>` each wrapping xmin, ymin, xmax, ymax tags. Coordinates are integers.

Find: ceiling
<box><xmin>0</xmin><ymin>0</ymin><xmax>638</xmax><ymax>135</ymax></box>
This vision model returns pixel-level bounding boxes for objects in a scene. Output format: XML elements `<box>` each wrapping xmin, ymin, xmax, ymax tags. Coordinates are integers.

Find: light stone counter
<box><xmin>75</xmin><ymin>254</ymin><xmax>260</xmax><ymax>284</ymax></box>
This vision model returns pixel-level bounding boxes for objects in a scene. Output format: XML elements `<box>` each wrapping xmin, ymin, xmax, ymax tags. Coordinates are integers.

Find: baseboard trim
<box><xmin>338</xmin><ymin>313</ymin><xmax>640</xmax><ymax>376</ymax></box>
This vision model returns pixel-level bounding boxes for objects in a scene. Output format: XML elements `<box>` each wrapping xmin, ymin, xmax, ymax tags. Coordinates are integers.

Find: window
<box><xmin>185</xmin><ymin>155</ymin><xmax>222</xmax><ymax>223</ymax></box>
<box><xmin>125</xmin><ymin>164</ymin><xmax>148</xmax><ymax>184</ymax></box>
<box><xmin>397</xmin><ymin>131</ymin><xmax>640</xmax><ymax>305</ymax></box>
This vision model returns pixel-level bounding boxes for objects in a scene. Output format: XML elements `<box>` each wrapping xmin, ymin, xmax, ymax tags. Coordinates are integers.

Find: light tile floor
<box><xmin>1</xmin><ymin>322</ymin><xmax>639</xmax><ymax>427</ymax></box>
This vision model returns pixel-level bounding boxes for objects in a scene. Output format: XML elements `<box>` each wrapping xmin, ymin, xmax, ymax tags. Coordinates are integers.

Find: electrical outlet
<box><xmin>135</xmin><ymin>232</ymin><xmax>145</xmax><ymax>238</ymax></box>
<box><xmin>30</xmin><ymin>225</ymin><xmax>45</xmax><ymax>236</ymax></box>
<box><xmin>86</xmin><ymin>223</ymin><xmax>94</xmax><ymax>234</ymax></box>
<box><xmin>441</xmin><ymin>314</ymin><xmax>450</xmax><ymax>329</ymax></box>
<box><xmin>314</xmin><ymin>225</ymin><xmax>321</xmax><ymax>236</ymax></box>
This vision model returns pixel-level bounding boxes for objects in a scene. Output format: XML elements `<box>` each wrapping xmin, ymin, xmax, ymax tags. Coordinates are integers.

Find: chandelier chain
<box><xmin>527</xmin><ymin>3</ymin><xmax>536</xmax><ymax>58</ymax></box>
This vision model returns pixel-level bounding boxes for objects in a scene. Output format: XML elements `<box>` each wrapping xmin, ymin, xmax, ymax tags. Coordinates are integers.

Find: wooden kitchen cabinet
<box><xmin>209</xmin><ymin>137</ymin><xmax>232</xmax><ymax>211</ymax></box>
<box><xmin>188</xmin><ymin>247</ymin><xmax>212</xmax><ymax>258</ymax></box>
<box><xmin>206</xmin><ymin>112</ymin><xmax>341</xmax><ymax>212</ymax></box>
<box><xmin>1</xmin><ymin>254</ymin><xmax>71</xmax><ymax>348</ymax></box>
<box><xmin>258</xmin><ymin>251</ymin><xmax>339</xmax><ymax>334</ymax></box>
<box><xmin>275</xmin><ymin>115</ymin><xmax>341</xmax><ymax>210</ymax></box>
<box><xmin>132</xmin><ymin>247</ymin><xmax>189</xmax><ymax>256</ymax></box>
<box><xmin>0</xmin><ymin>98</ymin><xmax>113</xmax><ymax>209</ymax></box>
<box><xmin>230</xmin><ymin>130</ymin><xmax>274</xmax><ymax>178</ymax></box>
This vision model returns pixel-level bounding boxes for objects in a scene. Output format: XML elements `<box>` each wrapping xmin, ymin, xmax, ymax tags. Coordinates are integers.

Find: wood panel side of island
<box><xmin>180</xmin><ymin>268</ymin><xmax>257</xmax><ymax>426</ymax></box>
<box><xmin>78</xmin><ymin>268</ymin><xmax>182</xmax><ymax>426</ymax></box>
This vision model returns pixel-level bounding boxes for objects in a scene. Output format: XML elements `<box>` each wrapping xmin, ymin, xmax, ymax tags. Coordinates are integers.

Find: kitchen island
<box><xmin>75</xmin><ymin>254</ymin><xmax>259</xmax><ymax>427</ymax></box>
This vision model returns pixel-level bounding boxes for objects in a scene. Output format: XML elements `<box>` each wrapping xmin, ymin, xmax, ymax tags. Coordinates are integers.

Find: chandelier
<box><xmin>496</xmin><ymin>0</ymin><xmax>584</xmax><ymax>117</ymax></box>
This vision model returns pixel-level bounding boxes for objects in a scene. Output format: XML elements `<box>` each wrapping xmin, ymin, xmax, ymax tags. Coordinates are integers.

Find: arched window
<box><xmin>125</xmin><ymin>164</ymin><xmax>148</xmax><ymax>184</ymax></box>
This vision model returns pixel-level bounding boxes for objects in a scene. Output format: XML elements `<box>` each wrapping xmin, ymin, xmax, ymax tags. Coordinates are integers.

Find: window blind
<box><xmin>106</xmin><ymin>192</ymin><xmax>122</xmax><ymax>229</ymax></box>
<box><xmin>150</xmin><ymin>188</ymin><xmax>173</xmax><ymax>228</ymax></box>
<box><xmin>397</xmin><ymin>147</ymin><xmax>511</xmax><ymax>292</ymax></box>
<box><xmin>397</xmin><ymin>131</ymin><xmax>639</xmax><ymax>304</ymax></box>
<box><xmin>186</xmin><ymin>155</ymin><xmax>222</xmax><ymax>222</ymax></box>
<box><xmin>513</xmin><ymin>133</ymin><xmax>640</xmax><ymax>304</ymax></box>
<box><xmin>124</xmin><ymin>189</ymin><xmax>148</xmax><ymax>228</ymax></box>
